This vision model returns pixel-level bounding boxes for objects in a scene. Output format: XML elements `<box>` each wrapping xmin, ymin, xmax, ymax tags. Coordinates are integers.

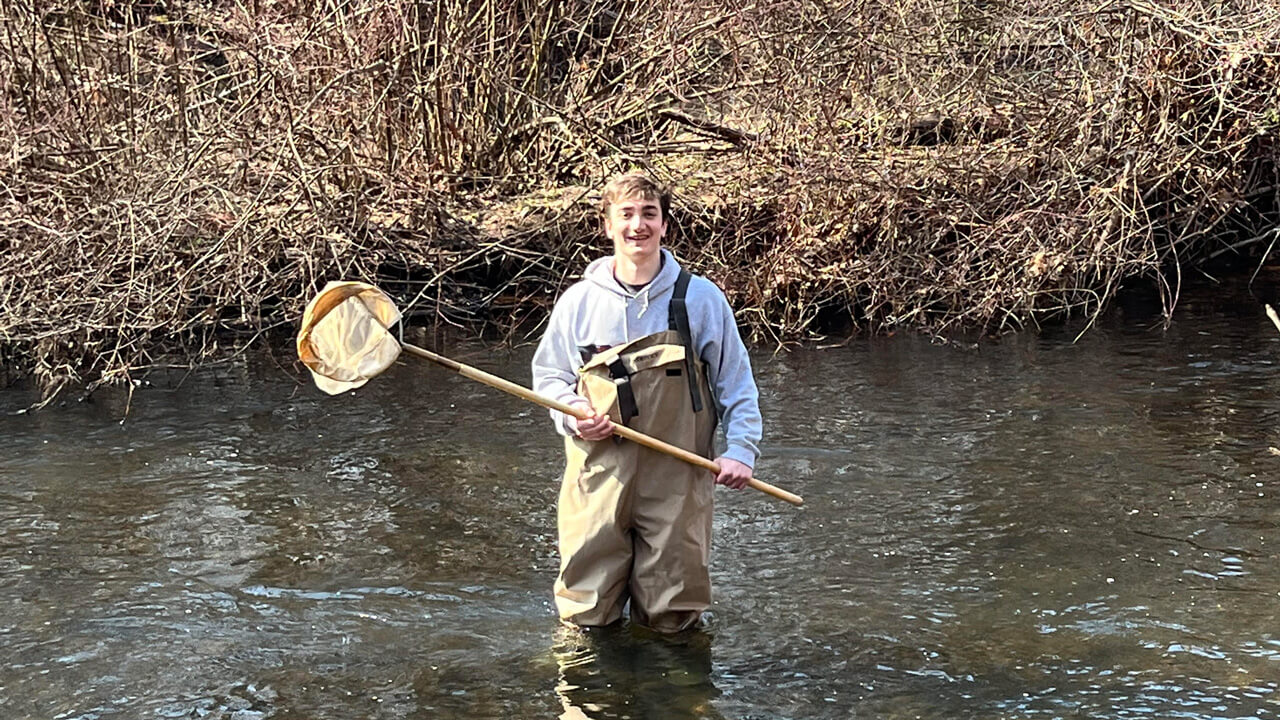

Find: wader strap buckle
<box><xmin>668</xmin><ymin>270</ymin><xmax>704</xmax><ymax>413</ymax></box>
<box><xmin>607</xmin><ymin>358</ymin><xmax>639</xmax><ymax>425</ymax></box>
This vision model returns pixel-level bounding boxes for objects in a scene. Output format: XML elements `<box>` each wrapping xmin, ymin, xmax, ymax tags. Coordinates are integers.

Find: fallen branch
<box><xmin>658</xmin><ymin>109</ymin><xmax>761</xmax><ymax>148</ymax></box>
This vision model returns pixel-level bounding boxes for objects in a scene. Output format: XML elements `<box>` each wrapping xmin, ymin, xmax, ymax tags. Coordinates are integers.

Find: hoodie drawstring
<box><xmin>622</xmin><ymin>293</ymin><xmax>629</xmax><ymax>338</ymax></box>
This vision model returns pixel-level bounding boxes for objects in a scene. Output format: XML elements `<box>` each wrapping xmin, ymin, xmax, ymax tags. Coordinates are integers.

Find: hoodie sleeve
<box><xmin>531</xmin><ymin>285</ymin><xmax>587</xmax><ymax>436</ymax></box>
<box><xmin>693</xmin><ymin>281</ymin><xmax>762</xmax><ymax>469</ymax></box>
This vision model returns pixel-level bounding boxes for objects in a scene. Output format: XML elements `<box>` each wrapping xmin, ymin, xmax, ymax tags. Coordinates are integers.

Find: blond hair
<box><xmin>599</xmin><ymin>173</ymin><xmax>670</xmax><ymax>222</ymax></box>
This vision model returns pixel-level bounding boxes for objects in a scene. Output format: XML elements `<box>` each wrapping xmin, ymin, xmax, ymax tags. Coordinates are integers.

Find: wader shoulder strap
<box><xmin>606</xmin><ymin>358</ymin><xmax>639</xmax><ymax>425</ymax></box>
<box><xmin>668</xmin><ymin>270</ymin><xmax>704</xmax><ymax>413</ymax></box>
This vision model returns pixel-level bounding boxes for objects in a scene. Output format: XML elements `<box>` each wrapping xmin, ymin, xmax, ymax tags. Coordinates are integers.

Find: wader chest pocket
<box><xmin>578</xmin><ymin>338</ymin><xmax>688</xmax><ymax>427</ymax></box>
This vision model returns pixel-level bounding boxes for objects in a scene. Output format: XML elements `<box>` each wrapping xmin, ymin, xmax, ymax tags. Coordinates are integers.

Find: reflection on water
<box><xmin>553</xmin><ymin>624</ymin><xmax>721</xmax><ymax>720</ymax></box>
<box><xmin>3</xmin><ymin>287</ymin><xmax>1280</xmax><ymax>718</ymax></box>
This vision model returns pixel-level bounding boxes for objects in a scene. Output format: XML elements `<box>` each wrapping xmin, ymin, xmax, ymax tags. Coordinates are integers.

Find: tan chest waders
<box><xmin>554</xmin><ymin>272</ymin><xmax>718</xmax><ymax>633</ymax></box>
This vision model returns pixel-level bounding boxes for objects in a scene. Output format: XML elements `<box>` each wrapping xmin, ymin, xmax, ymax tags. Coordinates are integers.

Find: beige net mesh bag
<box><xmin>296</xmin><ymin>281</ymin><xmax>402</xmax><ymax>395</ymax></box>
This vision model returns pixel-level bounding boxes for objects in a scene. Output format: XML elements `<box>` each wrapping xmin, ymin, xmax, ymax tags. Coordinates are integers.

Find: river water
<box><xmin>3</xmin><ymin>291</ymin><xmax>1279</xmax><ymax>719</ymax></box>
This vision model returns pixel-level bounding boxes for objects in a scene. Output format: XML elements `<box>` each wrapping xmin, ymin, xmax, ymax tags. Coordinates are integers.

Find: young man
<box><xmin>531</xmin><ymin>172</ymin><xmax>762</xmax><ymax>633</ymax></box>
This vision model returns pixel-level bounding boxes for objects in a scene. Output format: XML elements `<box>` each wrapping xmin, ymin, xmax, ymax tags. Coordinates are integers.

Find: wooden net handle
<box><xmin>401</xmin><ymin>343</ymin><xmax>804</xmax><ymax>507</ymax></box>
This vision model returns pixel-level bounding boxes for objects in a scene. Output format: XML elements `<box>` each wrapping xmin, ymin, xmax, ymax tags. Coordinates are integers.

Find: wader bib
<box><xmin>555</xmin><ymin>275</ymin><xmax>717</xmax><ymax>633</ymax></box>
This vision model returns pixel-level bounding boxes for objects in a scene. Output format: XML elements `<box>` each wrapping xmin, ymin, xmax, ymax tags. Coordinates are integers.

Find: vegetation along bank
<box><xmin>3</xmin><ymin>1</ymin><xmax>1278</xmax><ymax>398</ymax></box>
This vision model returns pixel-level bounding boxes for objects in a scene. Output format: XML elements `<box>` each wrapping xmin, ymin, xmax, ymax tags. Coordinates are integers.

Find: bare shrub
<box><xmin>1</xmin><ymin>0</ymin><xmax>1277</xmax><ymax>397</ymax></box>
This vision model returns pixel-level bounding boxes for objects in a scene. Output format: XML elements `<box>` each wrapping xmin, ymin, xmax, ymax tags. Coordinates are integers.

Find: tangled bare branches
<box><xmin>1</xmin><ymin>0</ymin><xmax>1278</xmax><ymax>396</ymax></box>
<box><xmin>679</xmin><ymin>0</ymin><xmax>1280</xmax><ymax>337</ymax></box>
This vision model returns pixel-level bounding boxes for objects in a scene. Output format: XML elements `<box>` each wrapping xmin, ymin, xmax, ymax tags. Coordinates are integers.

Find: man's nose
<box><xmin>628</xmin><ymin>214</ymin><xmax>644</xmax><ymax>231</ymax></box>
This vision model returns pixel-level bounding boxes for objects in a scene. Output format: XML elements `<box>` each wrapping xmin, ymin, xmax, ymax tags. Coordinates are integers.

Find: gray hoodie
<box><xmin>531</xmin><ymin>249</ymin><xmax>762</xmax><ymax>468</ymax></box>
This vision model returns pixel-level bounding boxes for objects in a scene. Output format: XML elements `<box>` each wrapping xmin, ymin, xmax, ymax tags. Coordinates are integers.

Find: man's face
<box><xmin>604</xmin><ymin>194</ymin><xmax>666</xmax><ymax>265</ymax></box>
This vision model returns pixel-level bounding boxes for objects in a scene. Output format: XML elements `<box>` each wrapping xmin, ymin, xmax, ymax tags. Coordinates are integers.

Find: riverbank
<box><xmin>3</xmin><ymin>2</ymin><xmax>1278</xmax><ymax>396</ymax></box>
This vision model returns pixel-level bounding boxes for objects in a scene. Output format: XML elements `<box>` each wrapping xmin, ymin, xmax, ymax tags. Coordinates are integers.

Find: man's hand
<box><xmin>569</xmin><ymin>401</ymin><xmax>614</xmax><ymax>441</ymax></box>
<box><xmin>713</xmin><ymin>457</ymin><xmax>752</xmax><ymax>490</ymax></box>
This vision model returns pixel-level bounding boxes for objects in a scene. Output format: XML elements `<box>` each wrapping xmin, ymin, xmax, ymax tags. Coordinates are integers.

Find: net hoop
<box><xmin>296</xmin><ymin>281</ymin><xmax>402</xmax><ymax>395</ymax></box>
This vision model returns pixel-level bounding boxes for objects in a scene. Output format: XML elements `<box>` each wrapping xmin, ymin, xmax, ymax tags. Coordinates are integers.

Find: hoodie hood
<box><xmin>581</xmin><ymin>249</ymin><xmax>682</xmax><ymax>332</ymax></box>
<box><xmin>583</xmin><ymin>248</ymin><xmax>681</xmax><ymax>299</ymax></box>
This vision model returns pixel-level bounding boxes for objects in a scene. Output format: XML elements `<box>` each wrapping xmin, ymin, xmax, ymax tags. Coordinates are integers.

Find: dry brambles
<box><xmin>2</xmin><ymin>0</ymin><xmax>1278</xmax><ymax>397</ymax></box>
